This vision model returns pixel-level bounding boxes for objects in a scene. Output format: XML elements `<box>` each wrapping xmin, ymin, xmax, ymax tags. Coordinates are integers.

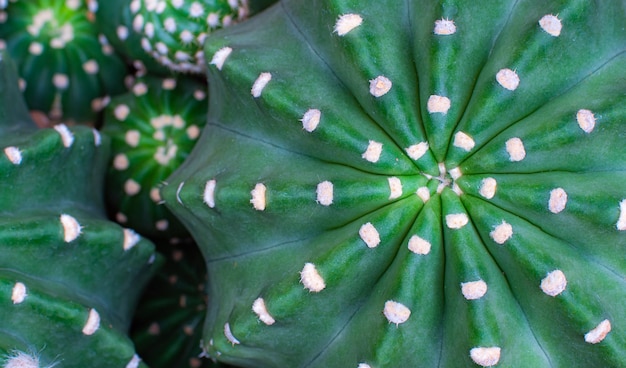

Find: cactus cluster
<box><xmin>0</xmin><ymin>0</ymin><xmax>129</xmax><ymax>126</ymax></box>
<box><xmin>161</xmin><ymin>0</ymin><xmax>626</xmax><ymax>367</ymax></box>
<box><xmin>0</xmin><ymin>51</ymin><xmax>158</xmax><ymax>367</ymax></box>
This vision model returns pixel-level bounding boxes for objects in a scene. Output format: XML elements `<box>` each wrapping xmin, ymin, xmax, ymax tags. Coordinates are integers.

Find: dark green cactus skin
<box><xmin>161</xmin><ymin>0</ymin><xmax>626</xmax><ymax>367</ymax></box>
<box><xmin>101</xmin><ymin>74</ymin><xmax>208</xmax><ymax>240</ymax></box>
<box><xmin>131</xmin><ymin>240</ymin><xmax>215</xmax><ymax>368</ymax></box>
<box><xmin>0</xmin><ymin>0</ymin><xmax>129</xmax><ymax>126</ymax></box>
<box><xmin>0</xmin><ymin>51</ymin><xmax>158</xmax><ymax>367</ymax></box>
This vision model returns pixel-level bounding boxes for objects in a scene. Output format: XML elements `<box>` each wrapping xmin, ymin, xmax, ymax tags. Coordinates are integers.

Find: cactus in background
<box><xmin>102</xmin><ymin>74</ymin><xmax>208</xmax><ymax>240</ymax></box>
<box><xmin>95</xmin><ymin>0</ymin><xmax>249</xmax><ymax>75</ymax></box>
<box><xmin>0</xmin><ymin>0</ymin><xmax>130</xmax><ymax>126</ymax></box>
<box><xmin>162</xmin><ymin>0</ymin><xmax>626</xmax><ymax>367</ymax></box>
<box><xmin>131</xmin><ymin>240</ymin><xmax>213</xmax><ymax>368</ymax></box>
<box><xmin>0</xmin><ymin>51</ymin><xmax>158</xmax><ymax>367</ymax></box>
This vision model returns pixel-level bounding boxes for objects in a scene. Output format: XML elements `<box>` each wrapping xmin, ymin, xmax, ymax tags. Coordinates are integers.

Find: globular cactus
<box><xmin>161</xmin><ymin>0</ymin><xmax>626</xmax><ymax>367</ymax></box>
<box><xmin>0</xmin><ymin>0</ymin><xmax>129</xmax><ymax>126</ymax></box>
<box><xmin>102</xmin><ymin>74</ymin><xmax>208</xmax><ymax>240</ymax></box>
<box><xmin>96</xmin><ymin>0</ymin><xmax>249</xmax><ymax>75</ymax></box>
<box><xmin>0</xmin><ymin>51</ymin><xmax>158</xmax><ymax>367</ymax></box>
<box><xmin>131</xmin><ymin>240</ymin><xmax>213</xmax><ymax>368</ymax></box>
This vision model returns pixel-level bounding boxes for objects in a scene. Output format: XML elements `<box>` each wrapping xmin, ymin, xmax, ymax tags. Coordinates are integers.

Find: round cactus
<box><xmin>161</xmin><ymin>0</ymin><xmax>626</xmax><ymax>367</ymax></box>
<box><xmin>131</xmin><ymin>240</ymin><xmax>212</xmax><ymax>368</ymax></box>
<box><xmin>0</xmin><ymin>51</ymin><xmax>158</xmax><ymax>367</ymax></box>
<box><xmin>101</xmin><ymin>73</ymin><xmax>208</xmax><ymax>240</ymax></box>
<box><xmin>0</xmin><ymin>0</ymin><xmax>129</xmax><ymax>126</ymax></box>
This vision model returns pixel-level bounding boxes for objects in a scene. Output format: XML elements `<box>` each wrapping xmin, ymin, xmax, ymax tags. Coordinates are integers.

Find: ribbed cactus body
<box><xmin>0</xmin><ymin>0</ymin><xmax>129</xmax><ymax>126</ymax></box>
<box><xmin>102</xmin><ymin>74</ymin><xmax>208</xmax><ymax>240</ymax></box>
<box><xmin>162</xmin><ymin>0</ymin><xmax>626</xmax><ymax>367</ymax></box>
<box><xmin>0</xmin><ymin>52</ymin><xmax>158</xmax><ymax>367</ymax></box>
<box><xmin>131</xmin><ymin>241</ymin><xmax>212</xmax><ymax>368</ymax></box>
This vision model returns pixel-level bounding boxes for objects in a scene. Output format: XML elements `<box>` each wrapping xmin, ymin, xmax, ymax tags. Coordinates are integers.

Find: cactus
<box><xmin>95</xmin><ymin>0</ymin><xmax>249</xmax><ymax>75</ymax></box>
<box><xmin>102</xmin><ymin>73</ymin><xmax>208</xmax><ymax>240</ymax></box>
<box><xmin>0</xmin><ymin>0</ymin><xmax>130</xmax><ymax>126</ymax></box>
<box><xmin>0</xmin><ymin>51</ymin><xmax>158</xmax><ymax>367</ymax></box>
<box><xmin>161</xmin><ymin>0</ymin><xmax>626</xmax><ymax>367</ymax></box>
<box><xmin>131</xmin><ymin>240</ymin><xmax>213</xmax><ymax>368</ymax></box>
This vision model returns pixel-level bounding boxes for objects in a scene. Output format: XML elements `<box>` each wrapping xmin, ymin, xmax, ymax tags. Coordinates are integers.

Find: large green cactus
<box><xmin>0</xmin><ymin>0</ymin><xmax>129</xmax><ymax>126</ymax></box>
<box><xmin>162</xmin><ymin>0</ymin><xmax>626</xmax><ymax>367</ymax></box>
<box><xmin>0</xmin><ymin>51</ymin><xmax>158</xmax><ymax>367</ymax></box>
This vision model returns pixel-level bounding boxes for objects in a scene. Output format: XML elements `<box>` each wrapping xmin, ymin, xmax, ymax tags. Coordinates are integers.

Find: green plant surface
<box><xmin>0</xmin><ymin>51</ymin><xmax>159</xmax><ymax>368</ymax></box>
<box><xmin>102</xmin><ymin>73</ymin><xmax>208</xmax><ymax>240</ymax></box>
<box><xmin>0</xmin><ymin>0</ymin><xmax>129</xmax><ymax>126</ymax></box>
<box><xmin>161</xmin><ymin>0</ymin><xmax>626</xmax><ymax>367</ymax></box>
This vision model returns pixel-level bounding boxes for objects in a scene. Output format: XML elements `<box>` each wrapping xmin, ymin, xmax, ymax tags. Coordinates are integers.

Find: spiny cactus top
<box><xmin>102</xmin><ymin>73</ymin><xmax>208</xmax><ymax>240</ymax></box>
<box><xmin>96</xmin><ymin>0</ymin><xmax>249</xmax><ymax>75</ymax></box>
<box><xmin>0</xmin><ymin>51</ymin><xmax>157</xmax><ymax>368</ymax></box>
<box><xmin>0</xmin><ymin>0</ymin><xmax>129</xmax><ymax>126</ymax></box>
<box><xmin>162</xmin><ymin>0</ymin><xmax>626</xmax><ymax>367</ymax></box>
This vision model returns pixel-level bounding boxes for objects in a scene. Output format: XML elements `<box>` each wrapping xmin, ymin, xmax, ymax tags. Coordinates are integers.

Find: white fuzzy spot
<box><xmin>124</xmin><ymin>179</ymin><xmax>141</xmax><ymax>196</ymax></box>
<box><xmin>496</xmin><ymin>68</ymin><xmax>520</xmax><ymax>91</ymax></box>
<box><xmin>193</xmin><ymin>89</ymin><xmax>206</xmax><ymax>100</ymax></box>
<box><xmin>427</xmin><ymin>95</ymin><xmax>451</xmax><ymax>114</ymax></box>
<box><xmin>11</xmin><ymin>282</ymin><xmax>27</xmax><ymax>304</ymax></box>
<box><xmin>300</xmin><ymin>262</ymin><xmax>325</xmax><ymax>292</ymax></box>
<box><xmin>125</xmin><ymin>130</ymin><xmax>141</xmax><ymax>147</ymax></box>
<box><xmin>117</xmin><ymin>25</ymin><xmax>129</xmax><ymax>40</ymax></box>
<box><xmin>408</xmin><ymin>235</ymin><xmax>431</xmax><ymax>255</ymax></box>
<box><xmin>369</xmin><ymin>76</ymin><xmax>392</xmax><ymax>97</ymax></box>
<box><xmin>156</xmin><ymin>219</ymin><xmax>169</xmax><ymax>231</ymax></box>
<box><xmin>204</xmin><ymin>180</ymin><xmax>217</xmax><ymax>208</ymax></box>
<box><xmin>113</xmin><ymin>154</ymin><xmax>129</xmax><ymax>170</ymax></box>
<box><xmin>359</xmin><ymin>222</ymin><xmax>381</xmax><ymax>248</ymax></box>
<box><xmin>93</xmin><ymin>129</ymin><xmax>102</xmax><ymax>146</ymax></box>
<box><xmin>490</xmin><ymin>221</ymin><xmax>513</xmax><ymax>244</ymax></box>
<box><xmin>470</xmin><ymin>347</ymin><xmax>501</xmax><ymax>367</ymax></box>
<box><xmin>52</xmin><ymin>73</ymin><xmax>69</xmax><ymax>89</ymax></box>
<box><xmin>576</xmin><ymin>109</ymin><xmax>596</xmax><ymax>133</ymax></box>
<box><xmin>4</xmin><ymin>146</ymin><xmax>22</xmax><ymax>164</ymax></box>
<box><xmin>479</xmin><ymin>177</ymin><xmax>497</xmax><ymax>199</ymax></box>
<box><xmin>149</xmin><ymin>187</ymin><xmax>161</xmax><ymax>203</ymax></box>
<box><xmin>334</xmin><ymin>13</ymin><xmax>362</xmax><ymax>36</ymax></box>
<box><xmin>449</xmin><ymin>167</ymin><xmax>462</xmax><ymax>180</ymax></box>
<box><xmin>585</xmin><ymin>319</ymin><xmax>611</xmax><ymax>344</ymax></box>
<box><xmin>617</xmin><ymin>200</ymin><xmax>626</xmax><ymax>230</ymax></box>
<box><xmin>162</xmin><ymin>78</ymin><xmax>176</xmax><ymax>90</ymax></box>
<box><xmin>3</xmin><ymin>351</ymin><xmax>40</xmax><ymax>368</ymax></box>
<box><xmin>357</xmin><ymin>364</ymin><xmax>372</xmax><ymax>368</ymax></box>
<box><xmin>453</xmin><ymin>131</ymin><xmax>475</xmax><ymax>151</ymax></box>
<box><xmin>28</xmin><ymin>42</ymin><xmax>44</xmax><ymax>55</ymax></box>
<box><xmin>251</xmin><ymin>72</ymin><xmax>272</xmax><ymax>98</ymax></box>
<box><xmin>383</xmin><ymin>300</ymin><xmax>411</xmax><ymax>325</ymax></box>
<box><xmin>416</xmin><ymin>187</ymin><xmax>431</xmax><ymax>203</ymax></box>
<box><xmin>83</xmin><ymin>59</ymin><xmax>99</xmax><ymax>74</ymax></box>
<box><xmin>125</xmin><ymin>354</ymin><xmax>142</xmax><ymax>368</ymax></box>
<box><xmin>540</xmin><ymin>269</ymin><xmax>567</xmax><ymax>296</ymax></box>
<box><xmin>301</xmin><ymin>109</ymin><xmax>321</xmax><ymax>132</ymax></box>
<box><xmin>224</xmin><ymin>323</ymin><xmax>240</xmax><ymax>345</ymax></box>
<box><xmin>252</xmin><ymin>298</ymin><xmax>275</xmax><ymax>325</ymax></box>
<box><xmin>250</xmin><ymin>183</ymin><xmax>267</xmax><ymax>211</ymax></box>
<box><xmin>387</xmin><ymin>177</ymin><xmax>403</xmax><ymax>200</ymax></box>
<box><xmin>210</xmin><ymin>47</ymin><xmax>232</xmax><ymax>70</ymax></box>
<box><xmin>539</xmin><ymin>14</ymin><xmax>562</xmax><ymax>37</ymax></box>
<box><xmin>116</xmin><ymin>212</ymin><xmax>128</xmax><ymax>224</ymax></box>
<box><xmin>548</xmin><ymin>187</ymin><xmax>568</xmax><ymax>214</ymax></box>
<box><xmin>405</xmin><ymin>142</ymin><xmax>429</xmax><ymax>161</ymax></box>
<box><xmin>54</xmin><ymin>124</ymin><xmax>74</xmax><ymax>148</ymax></box>
<box><xmin>132</xmin><ymin>82</ymin><xmax>148</xmax><ymax>96</ymax></box>
<box><xmin>362</xmin><ymin>140</ymin><xmax>383</xmax><ymax>163</ymax></box>
<box><xmin>316</xmin><ymin>181</ymin><xmax>334</xmax><ymax>206</ymax></box>
<box><xmin>60</xmin><ymin>214</ymin><xmax>81</xmax><ymax>242</ymax></box>
<box><xmin>461</xmin><ymin>280</ymin><xmax>488</xmax><ymax>300</ymax></box>
<box><xmin>505</xmin><ymin>137</ymin><xmax>526</xmax><ymax>161</ymax></box>
<box><xmin>446</xmin><ymin>213</ymin><xmax>468</xmax><ymax>229</ymax></box>
<box><xmin>434</xmin><ymin>18</ymin><xmax>456</xmax><ymax>35</ymax></box>
<box><xmin>123</xmin><ymin>228</ymin><xmax>141</xmax><ymax>251</ymax></box>
<box><xmin>82</xmin><ymin>308</ymin><xmax>101</xmax><ymax>335</ymax></box>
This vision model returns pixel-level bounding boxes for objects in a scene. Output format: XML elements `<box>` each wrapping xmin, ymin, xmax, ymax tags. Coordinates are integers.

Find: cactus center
<box><xmin>28</xmin><ymin>9</ymin><xmax>75</xmax><ymax>48</ymax></box>
<box><xmin>428</xmin><ymin>162</ymin><xmax>462</xmax><ymax>195</ymax></box>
